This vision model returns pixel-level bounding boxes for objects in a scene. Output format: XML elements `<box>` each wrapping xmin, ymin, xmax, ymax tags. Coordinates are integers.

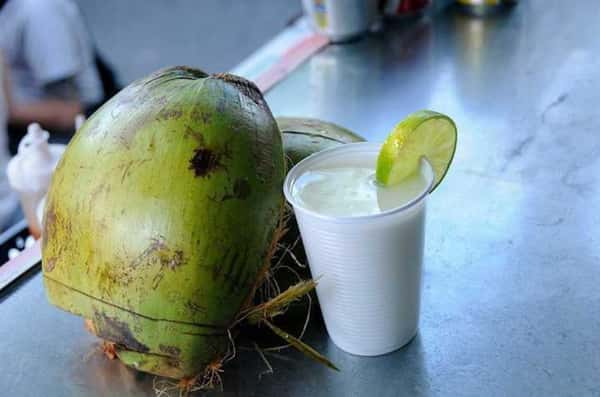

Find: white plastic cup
<box><xmin>284</xmin><ymin>142</ymin><xmax>434</xmax><ymax>356</ymax></box>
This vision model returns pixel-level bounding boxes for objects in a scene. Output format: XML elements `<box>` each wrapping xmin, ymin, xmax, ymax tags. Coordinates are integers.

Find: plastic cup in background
<box><xmin>284</xmin><ymin>143</ymin><xmax>434</xmax><ymax>356</ymax></box>
<box><xmin>302</xmin><ymin>0</ymin><xmax>379</xmax><ymax>43</ymax></box>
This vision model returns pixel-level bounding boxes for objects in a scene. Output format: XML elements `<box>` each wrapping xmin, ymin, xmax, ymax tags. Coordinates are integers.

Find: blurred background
<box><xmin>77</xmin><ymin>0</ymin><xmax>302</xmax><ymax>84</ymax></box>
<box><xmin>0</xmin><ymin>0</ymin><xmax>499</xmax><ymax>234</ymax></box>
<box><xmin>0</xmin><ymin>0</ymin><xmax>303</xmax><ymax>233</ymax></box>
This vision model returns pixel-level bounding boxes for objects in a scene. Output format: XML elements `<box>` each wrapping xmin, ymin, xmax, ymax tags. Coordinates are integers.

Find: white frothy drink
<box><xmin>291</xmin><ymin>162</ymin><xmax>428</xmax><ymax>217</ymax></box>
<box><xmin>284</xmin><ymin>142</ymin><xmax>434</xmax><ymax>356</ymax></box>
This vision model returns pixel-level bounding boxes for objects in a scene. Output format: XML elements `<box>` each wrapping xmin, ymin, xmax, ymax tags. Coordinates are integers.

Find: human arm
<box><xmin>1</xmin><ymin>51</ymin><xmax>10</xmax><ymax>113</ymax></box>
<box><xmin>7</xmin><ymin>78</ymin><xmax>82</xmax><ymax>130</ymax></box>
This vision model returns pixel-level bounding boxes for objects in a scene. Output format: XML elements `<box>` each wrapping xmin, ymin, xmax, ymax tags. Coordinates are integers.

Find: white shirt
<box><xmin>0</xmin><ymin>0</ymin><xmax>103</xmax><ymax>105</ymax></box>
<box><xmin>0</xmin><ymin>53</ymin><xmax>19</xmax><ymax>230</ymax></box>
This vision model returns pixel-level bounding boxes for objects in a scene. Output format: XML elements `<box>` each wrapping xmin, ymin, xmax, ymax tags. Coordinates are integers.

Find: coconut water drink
<box><xmin>284</xmin><ymin>142</ymin><xmax>434</xmax><ymax>356</ymax></box>
<box><xmin>291</xmin><ymin>165</ymin><xmax>429</xmax><ymax>217</ymax></box>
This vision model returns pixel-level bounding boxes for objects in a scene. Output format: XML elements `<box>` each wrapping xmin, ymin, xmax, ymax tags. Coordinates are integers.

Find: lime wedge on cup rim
<box><xmin>376</xmin><ymin>110</ymin><xmax>457</xmax><ymax>191</ymax></box>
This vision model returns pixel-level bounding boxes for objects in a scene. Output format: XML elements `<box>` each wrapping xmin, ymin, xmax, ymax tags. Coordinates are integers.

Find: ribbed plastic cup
<box><xmin>284</xmin><ymin>142</ymin><xmax>434</xmax><ymax>356</ymax></box>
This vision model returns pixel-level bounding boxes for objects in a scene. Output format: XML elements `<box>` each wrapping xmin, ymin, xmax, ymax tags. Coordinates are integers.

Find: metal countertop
<box><xmin>2</xmin><ymin>1</ymin><xmax>600</xmax><ymax>395</ymax></box>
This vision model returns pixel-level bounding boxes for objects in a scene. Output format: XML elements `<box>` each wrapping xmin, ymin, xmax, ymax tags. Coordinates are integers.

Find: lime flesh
<box><xmin>376</xmin><ymin>110</ymin><xmax>457</xmax><ymax>191</ymax></box>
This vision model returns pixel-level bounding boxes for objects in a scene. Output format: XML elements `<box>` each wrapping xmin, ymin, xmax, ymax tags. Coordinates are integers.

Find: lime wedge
<box><xmin>376</xmin><ymin>110</ymin><xmax>457</xmax><ymax>191</ymax></box>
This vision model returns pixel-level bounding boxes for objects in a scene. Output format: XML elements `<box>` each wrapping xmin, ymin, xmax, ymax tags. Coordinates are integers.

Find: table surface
<box><xmin>2</xmin><ymin>1</ymin><xmax>600</xmax><ymax>396</ymax></box>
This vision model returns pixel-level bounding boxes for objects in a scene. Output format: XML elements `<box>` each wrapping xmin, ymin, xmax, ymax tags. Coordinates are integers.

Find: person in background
<box><xmin>0</xmin><ymin>50</ymin><xmax>19</xmax><ymax>231</ymax></box>
<box><xmin>0</xmin><ymin>0</ymin><xmax>104</xmax><ymax>151</ymax></box>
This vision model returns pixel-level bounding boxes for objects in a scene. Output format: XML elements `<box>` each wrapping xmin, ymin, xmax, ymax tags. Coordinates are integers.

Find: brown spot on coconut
<box><xmin>188</xmin><ymin>148</ymin><xmax>221</xmax><ymax>178</ymax></box>
<box><xmin>102</xmin><ymin>341</ymin><xmax>117</xmax><ymax>360</ymax></box>
<box><xmin>93</xmin><ymin>312</ymin><xmax>150</xmax><ymax>353</ymax></box>
<box><xmin>233</xmin><ymin>178</ymin><xmax>251</xmax><ymax>199</ymax></box>
<box><xmin>155</xmin><ymin>107</ymin><xmax>183</xmax><ymax>121</ymax></box>
<box><xmin>44</xmin><ymin>257</ymin><xmax>57</xmax><ymax>272</ymax></box>
<box><xmin>159</xmin><ymin>344</ymin><xmax>182</xmax><ymax>357</ymax></box>
<box><xmin>84</xmin><ymin>318</ymin><xmax>97</xmax><ymax>336</ymax></box>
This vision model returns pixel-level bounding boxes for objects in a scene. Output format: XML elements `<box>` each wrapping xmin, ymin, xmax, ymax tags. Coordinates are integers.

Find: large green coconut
<box><xmin>42</xmin><ymin>67</ymin><xmax>285</xmax><ymax>379</ymax></box>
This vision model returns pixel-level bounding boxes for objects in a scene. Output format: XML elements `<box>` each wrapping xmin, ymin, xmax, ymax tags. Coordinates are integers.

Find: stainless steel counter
<box><xmin>2</xmin><ymin>1</ymin><xmax>600</xmax><ymax>395</ymax></box>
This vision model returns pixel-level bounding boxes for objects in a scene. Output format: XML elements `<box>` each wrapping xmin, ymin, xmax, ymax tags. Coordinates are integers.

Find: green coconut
<box><xmin>42</xmin><ymin>67</ymin><xmax>285</xmax><ymax>379</ymax></box>
<box><xmin>279</xmin><ymin>116</ymin><xmax>365</xmax><ymax>263</ymax></box>
<box><xmin>239</xmin><ymin>117</ymin><xmax>365</xmax><ymax>334</ymax></box>
<box><xmin>278</xmin><ymin>116</ymin><xmax>365</xmax><ymax>167</ymax></box>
